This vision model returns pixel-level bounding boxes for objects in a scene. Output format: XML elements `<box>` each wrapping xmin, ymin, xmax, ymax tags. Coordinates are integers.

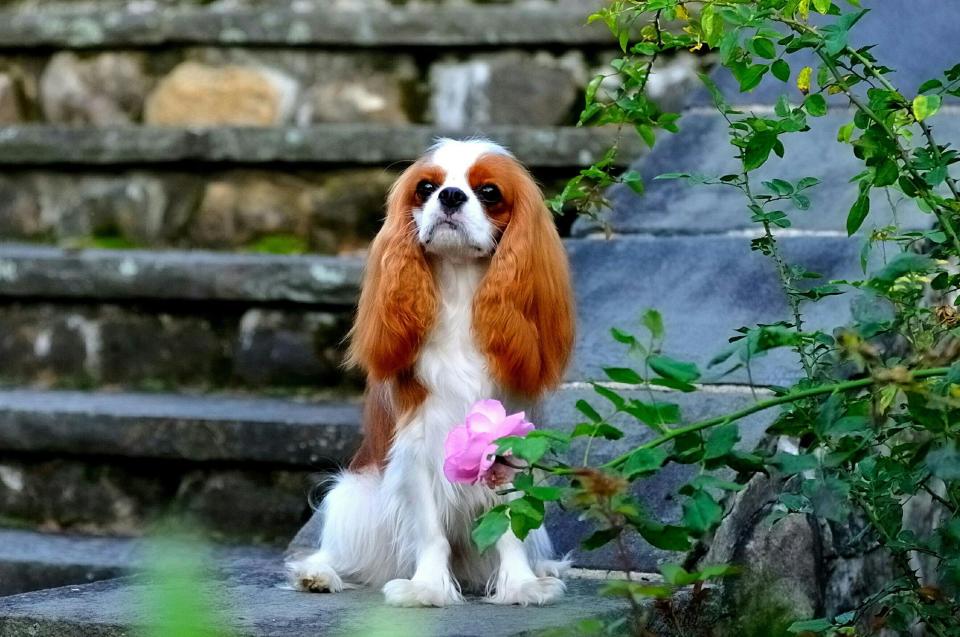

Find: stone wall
<box><xmin>0</xmin><ymin>0</ymin><xmax>705</xmax><ymax>252</ymax></box>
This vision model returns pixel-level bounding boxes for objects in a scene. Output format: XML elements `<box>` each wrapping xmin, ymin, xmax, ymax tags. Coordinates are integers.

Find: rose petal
<box><xmin>470</xmin><ymin>399</ymin><xmax>507</xmax><ymax>425</ymax></box>
<box><xmin>491</xmin><ymin>411</ymin><xmax>534</xmax><ymax>439</ymax></box>
<box><xmin>444</xmin><ymin>423</ymin><xmax>470</xmax><ymax>458</ymax></box>
<box><xmin>465</xmin><ymin>411</ymin><xmax>496</xmax><ymax>435</ymax></box>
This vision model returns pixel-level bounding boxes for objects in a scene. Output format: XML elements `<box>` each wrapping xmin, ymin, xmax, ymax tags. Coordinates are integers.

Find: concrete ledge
<box><xmin>0</xmin><ymin>389</ymin><xmax>362</xmax><ymax>466</ymax></box>
<box><xmin>0</xmin><ymin>125</ymin><xmax>640</xmax><ymax>168</ymax></box>
<box><xmin>0</xmin><ymin>530</ymin><xmax>136</xmax><ymax>596</ymax></box>
<box><xmin>0</xmin><ymin>6</ymin><xmax>610</xmax><ymax>49</ymax></box>
<box><xmin>0</xmin><ymin>243</ymin><xmax>364</xmax><ymax>306</ymax></box>
<box><xmin>0</xmin><ymin>547</ymin><xmax>623</xmax><ymax>637</ymax></box>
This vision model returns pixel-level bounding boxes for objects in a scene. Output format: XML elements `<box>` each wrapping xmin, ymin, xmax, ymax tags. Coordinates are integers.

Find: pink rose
<box><xmin>443</xmin><ymin>399</ymin><xmax>535</xmax><ymax>487</ymax></box>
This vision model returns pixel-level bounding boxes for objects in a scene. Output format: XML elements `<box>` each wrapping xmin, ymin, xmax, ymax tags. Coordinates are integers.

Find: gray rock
<box><xmin>297</xmin><ymin>75</ymin><xmax>413</xmax><ymax>125</ymax></box>
<box><xmin>430</xmin><ymin>52</ymin><xmax>583</xmax><ymax>128</ymax></box>
<box><xmin>31</xmin><ymin>172</ymin><xmax>200</xmax><ymax>245</ymax></box>
<box><xmin>0</xmin><ymin>554</ymin><xmax>624</xmax><ymax>637</ymax></box>
<box><xmin>0</xmin><ymin>389</ymin><xmax>361</xmax><ymax>466</ymax></box>
<box><xmin>565</xmin><ymin>234</ymin><xmax>867</xmax><ymax>386</ymax></box>
<box><xmin>0</xmin><ymin>124</ymin><xmax>644</xmax><ymax>168</ymax></box>
<box><xmin>0</xmin><ymin>177</ymin><xmax>40</xmax><ymax>239</ymax></box>
<box><xmin>573</xmin><ymin>112</ymin><xmax>951</xmax><ymax>236</ymax></box>
<box><xmin>39</xmin><ymin>52</ymin><xmax>150</xmax><ymax>125</ymax></box>
<box><xmin>701</xmin><ymin>475</ymin><xmax>824</xmax><ymax>628</ymax></box>
<box><xmin>234</xmin><ymin>309</ymin><xmax>354</xmax><ymax>388</ymax></box>
<box><xmin>0</xmin><ymin>5</ymin><xmax>612</xmax><ymax>49</ymax></box>
<box><xmin>0</xmin><ymin>73</ymin><xmax>23</xmax><ymax>124</ymax></box>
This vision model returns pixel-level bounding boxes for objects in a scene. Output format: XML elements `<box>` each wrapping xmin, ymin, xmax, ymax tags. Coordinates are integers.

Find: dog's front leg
<box><xmin>381</xmin><ymin>450</ymin><xmax>463</xmax><ymax>607</ymax></box>
<box><xmin>486</xmin><ymin>530</ymin><xmax>565</xmax><ymax>606</ymax></box>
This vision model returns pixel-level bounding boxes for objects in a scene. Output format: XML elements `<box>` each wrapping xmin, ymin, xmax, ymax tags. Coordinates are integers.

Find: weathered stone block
<box><xmin>39</xmin><ymin>52</ymin><xmax>150</xmax><ymax>125</ymax></box>
<box><xmin>0</xmin><ymin>302</ymin><xmax>353</xmax><ymax>391</ymax></box>
<box><xmin>429</xmin><ymin>51</ymin><xmax>584</xmax><ymax>127</ymax></box>
<box><xmin>296</xmin><ymin>75</ymin><xmax>412</xmax><ymax>124</ymax></box>
<box><xmin>0</xmin><ymin>73</ymin><xmax>23</xmax><ymax>123</ymax></box>
<box><xmin>144</xmin><ymin>62</ymin><xmax>298</xmax><ymax>126</ymax></box>
<box><xmin>235</xmin><ymin>309</ymin><xmax>354</xmax><ymax>387</ymax></box>
<box><xmin>0</xmin><ymin>455</ymin><xmax>312</xmax><ymax>544</ymax></box>
<box><xmin>0</xmin><ymin>176</ymin><xmax>40</xmax><ymax>239</ymax></box>
<box><xmin>31</xmin><ymin>172</ymin><xmax>200</xmax><ymax>246</ymax></box>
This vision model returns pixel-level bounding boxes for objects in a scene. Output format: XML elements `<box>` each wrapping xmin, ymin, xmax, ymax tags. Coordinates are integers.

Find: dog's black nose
<box><xmin>438</xmin><ymin>187</ymin><xmax>468</xmax><ymax>211</ymax></box>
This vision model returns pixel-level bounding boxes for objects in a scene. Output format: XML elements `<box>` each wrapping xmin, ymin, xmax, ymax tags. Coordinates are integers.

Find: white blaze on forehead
<box><xmin>426</xmin><ymin>138</ymin><xmax>512</xmax><ymax>182</ymax></box>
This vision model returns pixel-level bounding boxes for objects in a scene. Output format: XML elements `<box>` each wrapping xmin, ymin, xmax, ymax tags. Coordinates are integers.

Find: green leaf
<box><xmin>581</xmin><ymin>527</ymin><xmax>620</xmax><ymax>550</ymax></box>
<box><xmin>472</xmin><ymin>506</ymin><xmax>509</xmax><ymax>552</ymax></box>
<box><xmin>622</xmin><ymin>169</ymin><xmax>645</xmax><ymax>194</ymax></box>
<box><xmin>744</xmin><ymin>131</ymin><xmax>778</xmax><ymax>170</ymax></box>
<box><xmin>593</xmin><ymin>383</ymin><xmax>626</xmax><ymax>409</ymax></box>
<box><xmin>837</xmin><ymin>121</ymin><xmax>855</xmax><ymax>142</ymax></box>
<box><xmin>918</xmin><ymin>79</ymin><xmax>943</xmax><ymax>94</ymax></box>
<box><xmin>738</xmin><ymin>64</ymin><xmax>768</xmax><ymax>92</ymax></box>
<box><xmin>846</xmin><ymin>191</ymin><xmax>870</xmax><ymax>235</ymax></box>
<box><xmin>575</xmin><ymin>399</ymin><xmax>602</xmax><ymax>423</ymax></box>
<box><xmin>772</xmin><ymin>59</ymin><xmax>790</xmax><ymax>82</ymax></box>
<box><xmin>623</xmin><ymin>447</ymin><xmax>668</xmax><ymax>478</ymax></box>
<box><xmin>912</xmin><ymin>94</ymin><xmax>942</xmax><ymax>121</ymax></box>
<box><xmin>700</xmin><ymin>4</ymin><xmax>722</xmax><ymax>48</ymax></box>
<box><xmin>636</xmin><ymin>125</ymin><xmax>656</xmax><ymax>149</ymax></box>
<box><xmin>604</xmin><ymin>367</ymin><xmax>643</xmax><ymax>384</ymax></box>
<box><xmin>623</xmin><ymin>400</ymin><xmax>680</xmax><ymax>428</ymax></box>
<box><xmin>638</xmin><ymin>523</ymin><xmax>691</xmax><ymax>551</ymax></box>
<box><xmin>704</xmin><ymin>423</ymin><xmax>740</xmax><ymax>460</ymax></box>
<box><xmin>788</xmin><ymin>618</ymin><xmax>833</xmax><ymax>633</ymax></box>
<box><xmin>648</xmin><ymin>355</ymin><xmax>700</xmax><ymax>383</ymax></box>
<box><xmin>508</xmin><ymin>497</ymin><xmax>544</xmax><ymax>540</ymax></box>
<box><xmin>495</xmin><ymin>436</ymin><xmax>549</xmax><ymax>463</ymax></box>
<box><xmin>804</xmin><ymin>93</ymin><xmax>827</xmax><ymax>116</ymax></box>
<box><xmin>641</xmin><ymin>309</ymin><xmax>664</xmax><ymax>340</ymax></box>
<box><xmin>873</xmin><ymin>158</ymin><xmax>899</xmax><ymax>187</ymax></box>
<box><xmin>751</xmin><ymin>38</ymin><xmax>776</xmax><ymax>60</ymax></box>
<box><xmin>683</xmin><ymin>489</ymin><xmax>723</xmax><ymax>535</ymax></box>
<box><xmin>812</xmin><ymin>0</ymin><xmax>832</xmax><ymax>13</ymax></box>
<box><xmin>769</xmin><ymin>452</ymin><xmax>819</xmax><ymax>475</ymax></box>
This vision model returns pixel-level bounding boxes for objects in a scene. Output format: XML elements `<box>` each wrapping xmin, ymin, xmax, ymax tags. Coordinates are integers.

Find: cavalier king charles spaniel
<box><xmin>286</xmin><ymin>138</ymin><xmax>575</xmax><ymax>607</ymax></box>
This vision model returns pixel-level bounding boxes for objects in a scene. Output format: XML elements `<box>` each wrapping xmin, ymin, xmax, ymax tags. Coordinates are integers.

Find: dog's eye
<box><xmin>477</xmin><ymin>184</ymin><xmax>502</xmax><ymax>205</ymax></box>
<box><xmin>415</xmin><ymin>180</ymin><xmax>437</xmax><ymax>199</ymax></box>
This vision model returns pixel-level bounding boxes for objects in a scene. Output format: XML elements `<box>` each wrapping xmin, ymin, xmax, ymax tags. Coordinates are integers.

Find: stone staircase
<box><xmin>1</xmin><ymin>0</ymin><xmax>958</xmax><ymax>634</ymax></box>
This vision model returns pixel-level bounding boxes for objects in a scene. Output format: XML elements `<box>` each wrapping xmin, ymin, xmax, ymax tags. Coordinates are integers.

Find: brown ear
<box><xmin>472</xmin><ymin>164</ymin><xmax>575</xmax><ymax>397</ymax></box>
<box><xmin>347</xmin><ymin>165</ymin><xmax>437</xmax><ymax>381</ymax></box>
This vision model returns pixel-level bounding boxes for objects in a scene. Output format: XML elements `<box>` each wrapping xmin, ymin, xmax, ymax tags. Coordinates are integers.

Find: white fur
<box><xmin>286</xmin><ymin>140</ymin><xmax>568</xmax><ymax>607</ymax></box>
<box><xmin>415</xmin><ymin>139</ymin><xmax>511</xmax><ymax>259</ymax></box>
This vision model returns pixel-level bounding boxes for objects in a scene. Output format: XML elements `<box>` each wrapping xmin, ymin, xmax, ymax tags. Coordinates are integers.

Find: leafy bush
<box><xmin>477</xmin><ymin>1</ymin><xmax>960</xmax><ymax>634</ymax></box>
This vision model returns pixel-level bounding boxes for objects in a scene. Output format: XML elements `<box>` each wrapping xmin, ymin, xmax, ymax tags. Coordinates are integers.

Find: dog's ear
<box><xmin>348</xmin><ymin>164</ymin><xmax>437</xmax><ymax>381</ymax></box>
<box><xmin>472</xmin><ymin>161</ymin><xmax>576</xmax><ymax>397</ymax></box>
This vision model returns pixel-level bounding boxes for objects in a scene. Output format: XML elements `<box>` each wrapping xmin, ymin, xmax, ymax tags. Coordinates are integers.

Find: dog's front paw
<box><xmin>382</xmin><ymin>578</ymin><xmax>463</xmax><ymax>607</ymax></box>
<box><xmin>286</xmin><ymin>554</ymin><xmax>343</xmax><ymax>593</ymax></box>
<box><xmin>486</xmin><ymin>576</ymin><xmax>565</xmax><ymax>606</ymax></box>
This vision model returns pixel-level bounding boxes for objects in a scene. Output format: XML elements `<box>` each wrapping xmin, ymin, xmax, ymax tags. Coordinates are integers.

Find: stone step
<box><xmin>574</xmin><ymin>111</ymin><xmax>958</xmax><ymax>237</ymax></box>
<box><xmin>0</xmin><ymin>389</ymin><xmax>361</xmax><ymax>467</ymax></box>
<box><xmin>0</xmin><ymin>529</ymin><xmax>136</xmax><ymax>596</ymax></box>
<box><xmin>0</xmin><ymin>4</ymin><xmax>610</xmax><ymax>50</ymax></box>
<box><xmin>0</xmin><ymin>231</ymin><xmax>867</xmax><ymax>391</ymax></box>
<box><xmin>0</xmin><ymin>389</ymin><xmax>360</xmax><ymax>545</ymax></box>
<box><xmin>0</xmin><ymin>541</ymin><xmax>622</xmax><ymax>637</ymax></box>
<box><xmin>0</xmin><ymin>125</ymin><xmax>640</xmax><ymax>168</ymax></box>
<box><xmin>0</xmin><ymin>243</ymin><xmax>363</xmax><ymax>306</ymax></box>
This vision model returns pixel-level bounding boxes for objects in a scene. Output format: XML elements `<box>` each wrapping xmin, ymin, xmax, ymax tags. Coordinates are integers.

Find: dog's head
<box><xmin>349</xmin><ymin>139</ymin><xmax>575</xmax><ymax>399</ymax></box>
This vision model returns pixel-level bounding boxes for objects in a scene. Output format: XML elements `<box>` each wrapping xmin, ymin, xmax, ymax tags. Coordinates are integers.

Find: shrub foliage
<box><xmin>477</xmin><ymin>1</ymin><xmax>960</xmax><ymax>634</ymax></box>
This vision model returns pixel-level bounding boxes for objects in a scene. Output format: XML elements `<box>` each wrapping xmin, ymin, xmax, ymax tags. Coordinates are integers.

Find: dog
<box><xmin>286</xmin><ymin>138</ymin><xmax>575</xmax><ymax>607</ymax></box>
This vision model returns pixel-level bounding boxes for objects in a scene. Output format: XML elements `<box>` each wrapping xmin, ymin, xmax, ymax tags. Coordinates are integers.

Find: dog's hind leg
<box><xmin>286</xmin><ymin>471</ymin><xmax>394</xmax><ymax>592</ymax></box>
